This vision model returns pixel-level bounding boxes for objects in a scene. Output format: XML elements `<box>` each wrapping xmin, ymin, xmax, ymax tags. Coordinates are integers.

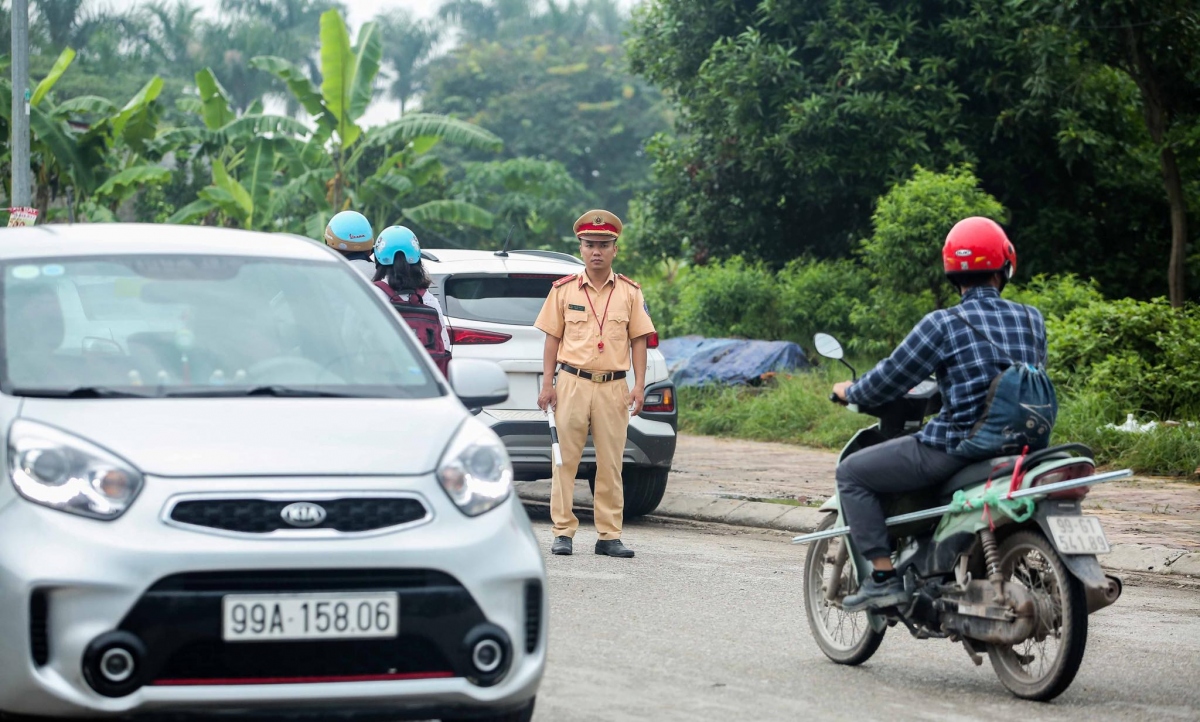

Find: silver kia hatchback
<box><xmin>0</xmin><ymin>224</ymin><xmax>545</xmax><ymax>721</ymax></box>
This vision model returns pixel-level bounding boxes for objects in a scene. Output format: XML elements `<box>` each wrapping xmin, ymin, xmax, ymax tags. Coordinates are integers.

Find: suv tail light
<box><xmin>646</xmin><ymin>333</ymin><xmax>659</xmax><ymax>349</ymax></box>
<box><xmin>1031</xmin><ymin>462</ymin><xmax>1095</xmax><ymax>500</ymax></box>
<box><xmin>643</xmin><ymin>387</ymin><xmax>674</xmax><ymax>413</ymax></box>
<box><xmin>450</xmin><ymin>328</ymin><xmax>512</xmax><ymax>345</ymax></box>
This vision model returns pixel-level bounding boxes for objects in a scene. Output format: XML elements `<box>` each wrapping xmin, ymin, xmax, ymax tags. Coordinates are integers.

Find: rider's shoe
<box><xmin>842</xmin><ymin>575</ymin><xmax>908</xmax><ymax>612</ymax></box>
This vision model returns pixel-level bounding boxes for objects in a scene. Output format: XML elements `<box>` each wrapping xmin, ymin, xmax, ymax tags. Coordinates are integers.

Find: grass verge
<box><xmin>677</xmin><ymin>371</ymin><xmax>1200</xmax><ymax>478</ymax></box>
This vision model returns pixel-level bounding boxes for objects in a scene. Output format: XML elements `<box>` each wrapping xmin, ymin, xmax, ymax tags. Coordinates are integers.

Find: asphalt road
<box><xmin>526</xmin><ymin>511</ymin><xmax>1200</xmax><ymax>722</ymax></box>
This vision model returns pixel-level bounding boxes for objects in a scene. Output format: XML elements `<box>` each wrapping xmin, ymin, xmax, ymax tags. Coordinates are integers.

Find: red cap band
<box><xmin>576</xmin><ymin>222</ymin><xmax>619</xmax><ymax>235</ymax></box>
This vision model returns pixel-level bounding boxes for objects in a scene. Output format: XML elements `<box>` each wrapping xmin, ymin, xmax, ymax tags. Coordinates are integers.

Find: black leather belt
<box><xmin>560</xmin><ymin>364</ymin><xmax>627</xmax><ymax>384</ymax></box>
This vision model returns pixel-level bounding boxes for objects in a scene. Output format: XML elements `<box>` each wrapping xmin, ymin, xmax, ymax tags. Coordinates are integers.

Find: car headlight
<box><xmin>7</xmin><ymin>420</ymin><xmax>143</xmax><ymax>520</ymax></box>
<box><xmin>437</xmin><ymin>417</ymin><xmax>513</xmax><ymax>516</ymax></box>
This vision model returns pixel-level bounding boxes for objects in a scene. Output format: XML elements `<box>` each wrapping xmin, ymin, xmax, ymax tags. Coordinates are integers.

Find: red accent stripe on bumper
<box><xmin>153</xmin><ymin>671</ymin><xmax>455</xmax><ymax>686</ymax></box>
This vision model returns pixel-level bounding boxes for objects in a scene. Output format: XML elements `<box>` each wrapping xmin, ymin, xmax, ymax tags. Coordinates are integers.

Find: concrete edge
<box><xmin>516</xmin><ymin>486</ymin><xmax>1199</xmax><ymax>578</ymax></box>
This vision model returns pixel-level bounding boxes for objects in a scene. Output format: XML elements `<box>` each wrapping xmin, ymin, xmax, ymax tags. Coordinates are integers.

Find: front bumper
<box><xmin>0</xmin><ymin>474</ymin><xmax>546</xmax><ymax>719</ymax></box>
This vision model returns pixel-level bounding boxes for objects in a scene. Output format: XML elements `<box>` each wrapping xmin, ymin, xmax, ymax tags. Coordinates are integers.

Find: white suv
<box><xmin>421</xmin><ymin>249</ymin><xmax>676</xmax><ymax>517</ymax></box>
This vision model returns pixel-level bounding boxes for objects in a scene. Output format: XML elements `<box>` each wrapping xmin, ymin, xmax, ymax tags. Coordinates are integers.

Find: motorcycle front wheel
<box><xmin>986</xmin><ymin>529</ymin><xmax>1089</xmax><ymax>701</ymax></box>
<box><xmin>803</xmin><ymin>512</ymin><xmax>885</xmax><ymax>665</ymax></box>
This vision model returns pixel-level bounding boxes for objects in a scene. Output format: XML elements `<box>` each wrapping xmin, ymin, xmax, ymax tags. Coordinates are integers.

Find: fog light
<box><xmin>472</xmin><ymin>639</ymin><xmax>503</xmax><ymax>674</ymax></box>
<box><xmin>100</xmin><ymin>647</ymin><xmax>135</xmax><ymax>683</ymax></box>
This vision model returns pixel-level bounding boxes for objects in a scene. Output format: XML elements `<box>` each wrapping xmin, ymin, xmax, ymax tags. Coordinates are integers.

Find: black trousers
<box><xmin>835</xmin><ymin>435</ymin><xmax>970</xmax><ymax>560</ymax></box>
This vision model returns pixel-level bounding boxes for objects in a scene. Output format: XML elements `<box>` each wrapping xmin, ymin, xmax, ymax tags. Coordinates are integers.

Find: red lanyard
<box><xmin>584</xmin><ymin>283</ymin><xmax>614</xmax><ymax>352</ymax></box>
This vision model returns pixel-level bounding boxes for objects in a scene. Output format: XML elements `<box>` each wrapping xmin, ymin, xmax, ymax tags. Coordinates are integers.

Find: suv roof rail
<box><xmin>508</xmin><ymin>250</ymin><xmax>584</xmax><ymax>265</ymax></box>
<box><xmin>420</xmin><ymin>250</ymin><xmax>440</xmax><ymax>263</ymax></box>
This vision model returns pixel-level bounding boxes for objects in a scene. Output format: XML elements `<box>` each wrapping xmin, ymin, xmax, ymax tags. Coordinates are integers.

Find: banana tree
<box><xmin>0</xmin><ymin>46</ymin><xmax>173</xmax><ymax>220</ymax></box>
<box><xmin>166</xmin><ymin>68</ymin><xmax>312</xmax><ymax>230</ymax></box>
<box><xmin>250</xmin><ymin>9</ymin><xmax>503</xmax><ymax>236</ymax></box>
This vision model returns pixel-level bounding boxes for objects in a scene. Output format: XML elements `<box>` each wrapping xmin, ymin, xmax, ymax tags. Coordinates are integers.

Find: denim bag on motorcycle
<box><xmin>950</xmin><ymin>307</ymin><xmax>1058</xmax><ymax>459</ymax></box>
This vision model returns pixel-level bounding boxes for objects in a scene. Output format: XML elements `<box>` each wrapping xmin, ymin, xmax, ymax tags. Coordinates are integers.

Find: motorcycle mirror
<box><xmin>813</xmin><ymin>333</ymin><xmax>844</xmax><ymax>360</ymax></box>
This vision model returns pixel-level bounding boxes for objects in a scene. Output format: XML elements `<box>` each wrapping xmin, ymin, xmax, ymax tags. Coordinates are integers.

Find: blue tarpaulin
<box><xmin>658</xmin><ymin>335</ymin><xmax>810</xmax><ymax>387</ymax></box>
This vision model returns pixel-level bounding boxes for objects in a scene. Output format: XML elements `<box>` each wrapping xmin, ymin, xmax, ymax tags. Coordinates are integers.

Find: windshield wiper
<box><xmin>11</xmin><ymin>386</ymin><xmax>154</xmax><ymax>399</ymax></box>
<box><xmin>164</xmin><ymin>385</ymin><xmax>363</xmax><ymax>398</ymax></box>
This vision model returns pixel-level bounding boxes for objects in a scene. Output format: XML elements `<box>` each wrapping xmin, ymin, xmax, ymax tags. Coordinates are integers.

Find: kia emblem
<box><xmin>280</xmin><ymin>502</ymin><xmax>327</xmax><ymax>528</ymax></box>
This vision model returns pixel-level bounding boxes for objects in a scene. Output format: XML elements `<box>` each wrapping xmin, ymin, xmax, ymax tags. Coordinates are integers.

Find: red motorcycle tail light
<box><xmin>1032</xmin><ymin>462</ymin><xmax>1096</xmax><ymax>500</ymax></box>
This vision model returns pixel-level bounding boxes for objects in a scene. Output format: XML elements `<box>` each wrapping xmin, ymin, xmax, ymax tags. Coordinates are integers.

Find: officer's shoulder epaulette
<box><xmin>617</xmin><ymin>273</ymin><xmax>640</xmax><ymax>289</ymax></box>
<box><xmin>552</xmin><ymin>273</ymin><xmax>578</xmax><ymax>288</ymax></box>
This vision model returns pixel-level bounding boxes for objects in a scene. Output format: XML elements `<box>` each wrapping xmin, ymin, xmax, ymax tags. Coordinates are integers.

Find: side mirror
<box><xmin>448</xmin><ymin>359</ymin><xmax>509</xmax><ymax>408</ymax></box>
<box><xmin>813</xmin><ymin>333</ymin><xmax>844</xmax><ymax>360</ymax></box>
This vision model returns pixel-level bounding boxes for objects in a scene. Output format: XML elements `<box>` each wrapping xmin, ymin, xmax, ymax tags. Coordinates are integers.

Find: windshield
<box><xmin>444</xmin><ymin>274</ymin><xmax>558</xmax><ymax>326</ymax></box>
<box><xmin>1</xmin><ymin>255</ymin><xmax>441</xmax><ymax>398</ymax></box>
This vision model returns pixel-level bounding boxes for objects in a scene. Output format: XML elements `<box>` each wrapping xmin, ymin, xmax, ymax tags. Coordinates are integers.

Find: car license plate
<box><xmin>222</xmin><ymin>592</ymin><xmax>398</xmax><ymax>642</ymax></box>
<box><xmin>1046</xmin><ymin>515</ymin><xmax>1111</xmax><ymax>555</ymax></box>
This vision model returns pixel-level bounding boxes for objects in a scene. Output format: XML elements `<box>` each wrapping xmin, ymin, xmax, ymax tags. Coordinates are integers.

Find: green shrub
<box><xmin>1004</xmin><ymin>273</ymin><xmax>1104</xmax><ymax>319</ymax></box>
<box><xmin>777</xmin><ymin>258</ymin><xmax>871</xmax><ymax>349</ymax></box>
<box><xmin>673</xmin><ymin>256</ymin><xmax>786</xmax><ymax>339</ymax></box>
<box><xmin>1049</xmin><ymin>298</ymin><xmax>1200</xmax><ymax>419</ymax></box>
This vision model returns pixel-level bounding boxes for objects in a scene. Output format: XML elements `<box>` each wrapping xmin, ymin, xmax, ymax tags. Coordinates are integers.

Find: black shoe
<box><xmin>842</xmin><ymin>576</ymin><xmax>908</xmax><ymax>612</ymax></box>
<box><xmin>595</xmin><ymin>539</ymin><xmax>635</xmax><ymax>558</ymax></box>
<box><xmin>550</xmin><ymin>536</ymin><xmax>573</xmax><ymax>555</ymax></box>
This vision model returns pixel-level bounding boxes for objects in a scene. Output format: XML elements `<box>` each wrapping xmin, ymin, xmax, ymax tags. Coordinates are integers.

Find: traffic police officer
<box><xmin>535</xmin><ymin>210</ymin><xmax>655</xmax><ymax>558</ymax></box>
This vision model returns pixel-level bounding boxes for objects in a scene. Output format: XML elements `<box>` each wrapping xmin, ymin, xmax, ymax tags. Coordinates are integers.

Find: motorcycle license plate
<box><xmin>1046</xmin><ymin>516</ymin><xmax>1111</xmax><ymax>555</ymax></box>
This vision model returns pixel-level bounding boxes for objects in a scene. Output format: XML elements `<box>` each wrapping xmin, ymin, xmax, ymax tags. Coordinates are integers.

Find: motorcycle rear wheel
<box><xmin>803</xmin><ymin>512</ymin><xmax>885</xmax><ymax>665</ymax></box>
<box><xmin>986</xmin><ymin>529</ymin><xmax>1089</xmax><ymax>701</ymax></box>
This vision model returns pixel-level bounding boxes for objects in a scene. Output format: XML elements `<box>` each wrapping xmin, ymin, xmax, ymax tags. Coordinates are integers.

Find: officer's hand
<box><xmin>628</xmin><ymin>386</ymin><xmax>645</xmax><ymax>416</ymax></box>
<box><xmin>538</xmin><ymin>385</ymin><xmax>557</xmax><ymax>412</ymax></box>
<box><xmin>832</xmin><ymin>380</ymin><xmax>854</xmax><ymax>402</ymax></box>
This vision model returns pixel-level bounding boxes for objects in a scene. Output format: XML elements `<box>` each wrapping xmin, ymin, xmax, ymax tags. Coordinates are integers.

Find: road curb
<box><xmin>516</xmin><ymin>484</ymin><xmax>1199</xmax><ymax>578</ymax></box>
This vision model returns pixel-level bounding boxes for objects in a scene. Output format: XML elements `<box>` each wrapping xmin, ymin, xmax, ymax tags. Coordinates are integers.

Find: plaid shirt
<box><xmin>845</xmin><ymin>286</ymin><xmax>1048</xmax><ymax>453</ymax></box>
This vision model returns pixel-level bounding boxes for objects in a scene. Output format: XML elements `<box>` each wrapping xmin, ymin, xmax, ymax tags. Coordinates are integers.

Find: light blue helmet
<box><xmin>324</xmin><ymin>210</ymin><xmax>374</xmax><ymax>252</ymax></box>
<box><xmin>374</xmin><ymin>225</ymin><xmax>422</xmax><ymax>265</ymax></box>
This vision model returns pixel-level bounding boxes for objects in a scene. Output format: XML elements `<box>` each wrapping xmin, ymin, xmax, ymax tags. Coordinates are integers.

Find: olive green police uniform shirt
<box><xmin>534</xmin><ymin>271</ymin><xmax>655</xmax><ymax>372</ymax></box>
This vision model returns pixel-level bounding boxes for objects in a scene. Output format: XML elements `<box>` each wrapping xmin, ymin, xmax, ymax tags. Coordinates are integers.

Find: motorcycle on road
<box><xmin>795</xmin><ymin>333</ymin><xmax>1130</xmax><ymax>701</ymax></box>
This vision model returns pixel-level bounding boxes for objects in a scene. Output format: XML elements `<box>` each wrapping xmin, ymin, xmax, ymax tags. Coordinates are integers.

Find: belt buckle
<box><xmin>592</xmin><ymin>372</ymin><xmax>609</xmax><ymax>384</ymax></box>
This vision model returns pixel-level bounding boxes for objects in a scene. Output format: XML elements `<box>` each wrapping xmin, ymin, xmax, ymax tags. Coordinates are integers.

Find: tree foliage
<box><xmin>422</xmin><ymin>11</ymin><xmax>667</xmax><ymax>222</ymax></box>
<box><xmin>627</xmin><ymin>0</ymin><xmax>1199</xmax><ymax>302</ymax></box>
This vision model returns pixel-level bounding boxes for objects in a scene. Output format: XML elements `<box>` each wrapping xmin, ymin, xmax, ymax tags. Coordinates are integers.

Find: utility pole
<box><xmin>10</xmin><ymin>0</ymin><xmax>32</xmax><ymax>208</ymax></box>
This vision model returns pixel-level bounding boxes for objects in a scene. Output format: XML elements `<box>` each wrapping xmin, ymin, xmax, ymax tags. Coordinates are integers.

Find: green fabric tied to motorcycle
<box><xmin>949</xmin><ymin>486</ymin><xmax>1035</xmax><ymax>523</ymax></box>
<box><xmin>950</xmin><ymin>305</ymin><xmax>1058</xmax><ymax>460</ymax></box>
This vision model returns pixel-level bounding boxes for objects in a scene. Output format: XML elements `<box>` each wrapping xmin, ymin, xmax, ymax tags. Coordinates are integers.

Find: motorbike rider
<box><xmin>324</xmin><ymin>210</ymin><xmax>377</xmax><ymax>279</ymax></box>
<box><xmin>831</xmin><ymin>217</ymin><xmax>1049</xmax><ymax>612</ymax></box>
<box><xmin>372</xmin><ymin>225</ymin><xmax>452</xmax><ymax>354</ymax></box>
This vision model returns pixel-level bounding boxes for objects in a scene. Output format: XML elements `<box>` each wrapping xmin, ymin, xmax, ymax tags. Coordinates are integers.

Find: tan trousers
<box><xmin>551</xmin><ymin>371</ymin><xmax>629</xmax><ymax>540</ymax></box>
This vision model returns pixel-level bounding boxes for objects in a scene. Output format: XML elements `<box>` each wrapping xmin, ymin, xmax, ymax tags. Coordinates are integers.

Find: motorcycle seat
<box><xmin>936</xmin><ymin>456</ymin><xmax>1020</xmax><ymax>499</ymax></box>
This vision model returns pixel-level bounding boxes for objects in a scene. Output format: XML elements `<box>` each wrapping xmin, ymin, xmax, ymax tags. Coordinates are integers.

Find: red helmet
<box><xmin>942</xmin><ymin>217</ymin><xmax>1016</xmax><ymax>281</ymax></box>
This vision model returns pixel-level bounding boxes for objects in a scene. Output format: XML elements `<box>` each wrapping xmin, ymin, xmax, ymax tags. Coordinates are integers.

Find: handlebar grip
<box><xmin>829</xmin><ymin>392</ymin><xmax>848</xmax><ymax>406</ymax></box>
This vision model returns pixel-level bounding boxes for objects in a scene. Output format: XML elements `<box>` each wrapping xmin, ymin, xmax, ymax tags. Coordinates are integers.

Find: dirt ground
<box><xmin>669</xmin><ymin>434</ymin><xmax>1200</xmax><ymax>550</ymax></box>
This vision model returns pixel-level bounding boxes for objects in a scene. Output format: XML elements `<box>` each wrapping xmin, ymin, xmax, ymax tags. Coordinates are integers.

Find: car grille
<box><xmin>169</xmin><ymin>497</ymin><xmax>428</xmax><ymax>534</ymax></box>
<box><xmin>524</xmin><ymin>580</ymin><xmax>541</xmax><ymax>653</ymax></box>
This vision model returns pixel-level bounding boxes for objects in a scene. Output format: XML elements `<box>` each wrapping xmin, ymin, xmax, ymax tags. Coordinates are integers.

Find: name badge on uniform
<box><xmin>568</xmin><ymin>304</ymin><xmax>586</xmax><ymax>311</ymax></box>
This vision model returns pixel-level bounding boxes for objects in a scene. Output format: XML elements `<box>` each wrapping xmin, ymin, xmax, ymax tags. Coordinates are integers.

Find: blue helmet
<box><xmin>374</xmin><ymin>225</ymin><xmax>422</xmax><ymax>265</ymax></box>
<box><xmin>324</xmin><ymin>211</ymin><xmax>374</xmax><ymax>252</ymax></box>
